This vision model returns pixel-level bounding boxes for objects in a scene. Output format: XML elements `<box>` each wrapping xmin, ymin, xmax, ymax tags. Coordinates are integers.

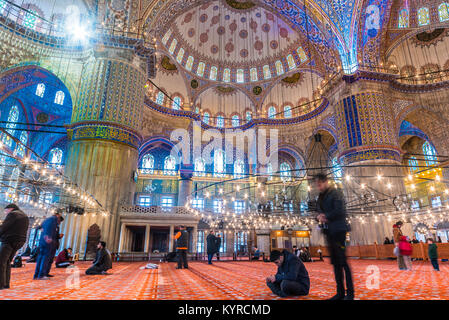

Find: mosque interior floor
<box><xmin>1</xmin><ymin>259</ymin><xmax>448</xmax><ymax>300</ymax></box>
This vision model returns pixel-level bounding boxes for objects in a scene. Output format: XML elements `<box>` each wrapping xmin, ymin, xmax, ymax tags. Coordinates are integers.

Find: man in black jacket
<box><xmin>0</xmin><ymin>204</ymin><xmax>29</xmax><ymax>289</ymax></box>
<box><xmin>174</xmin><ymin>225</ymin><xmax>189</xmax><ymax>269</ymax></box>
<box><xmin>315</xmin><ymin>173</ymin><xmax>354</xmax><ymax>300</ymax></box>
<box><xmin>215</xmin><ymin>234</ymin><xmax>222</xmax><ymax>261</ymax></box>
<box><xmin>85</xmin><ymin>241</ymin><xmax>112</xmax><ymax>275</ymax></box>
<box><xmin>206</xmin><ymin>230</ymin><xmax>217</xmax><ymax>265</ymax></box>
<box><xmin>266</xmin><ymin>250</ymin><xmax>310</xmax><ymax>298</ymax></box>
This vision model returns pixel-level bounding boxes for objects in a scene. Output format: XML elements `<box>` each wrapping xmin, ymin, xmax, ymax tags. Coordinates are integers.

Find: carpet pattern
<box><xmin>1</xmin><ymin>259</ymin><xmax>448</xmax><ymax>300</ymax></box>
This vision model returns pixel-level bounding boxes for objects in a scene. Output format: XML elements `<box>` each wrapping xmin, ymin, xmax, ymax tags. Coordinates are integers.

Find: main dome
<box><xmin>159</xmin><ymin>0</ymin><xmax>310</xmax><ymax>84</ymax></box>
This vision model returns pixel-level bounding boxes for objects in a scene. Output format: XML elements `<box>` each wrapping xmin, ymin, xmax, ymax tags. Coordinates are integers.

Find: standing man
<box><xmin>215</xmin><ymin>233</ymin><xmax>222</xmax><ymax>261</ymax></box>
<box><xmin>206</xmin><ymin>230</ymin><xmax>217</xmax><ymax>265</ymax></box>
<box><xmin>33</xmin><ymin>212</ymin><xmax>61</xmax><ymax>280</ymax></box>
<box><xmin>315</xmin><ymin>173</ymin><xmax>354</xmax><ymax>300</ymax></box>
<box><xmin>0</xmin><ymin>204</ymin><xmax>29</xmax><ymax>289</ymax></box>
<box><xmin>45</xmin><ymin>212</ymin><xmax>64</xmax><ymax>277</ymax></box>
<box><xmin>174</xmin><ymin>225</ymin><xmax>189</xmax><ymax>269</ymax></box>
<box><xmin>393</xmin><ymin>221</ymin><xmax>406</xmax><ymax>270</ymax></box>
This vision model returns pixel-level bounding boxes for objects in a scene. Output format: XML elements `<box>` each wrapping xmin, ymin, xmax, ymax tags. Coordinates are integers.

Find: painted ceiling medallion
<box><xmin>161</xmin><ymin>56</ymin><xmax>177</xmax><ymax>71</ymax></box>
<box><xmin>215</xmin><ymin>86</ymin><xmax>236</xmax><ymax>94</ymax></box>
<box><xmin>281</xmin><ymin>73</ymin><xmax>303</xmax><ymax>86</ymax></box>
<box><xmin>416</xmin><ymin>28</ymin><xmax>445</xmax><ymax>43</ymax></box>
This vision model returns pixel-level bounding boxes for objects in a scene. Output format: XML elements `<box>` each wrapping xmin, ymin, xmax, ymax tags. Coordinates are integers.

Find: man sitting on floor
<box><xmin>85</xmin><ymin>241</ymin><xmax>112</xmax><ymax>275</ymax></box>
<box><xmin>266</xmin><ymin>249</ymin><xmax>310</xmax><ymax>298</ymax></box>
<box><xmin>55</xmin><ymin>248</ymin><xmax>74</xmax><ymax>268</ymax></box>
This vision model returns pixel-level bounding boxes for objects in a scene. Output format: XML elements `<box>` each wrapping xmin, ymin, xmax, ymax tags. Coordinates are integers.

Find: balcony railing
<box><xmin>120</xmin><ymin>205</ymin><xmax>200</xmax><ymax>218</ymax></box>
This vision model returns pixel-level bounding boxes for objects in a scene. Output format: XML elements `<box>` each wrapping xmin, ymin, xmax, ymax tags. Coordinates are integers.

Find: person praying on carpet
<box><xmin>174</xmin><ymin>225</ymin><xmax>189</xmax><ymax>269</ymax></box>
<box><xmin>206</xmin><ymin>230</ymin><xmax>217</xmax><ymax>265</ymax></box>
<box><xmin>427</xmin><ymin>238</ymin><xmax>439</xmax><ymax>271</ymax></box>
<box><xmin>0</xmin><ymin>204</ymin><xmax>29</xmax><ymax>289</ymax></box>
<box><xmin>85</xmin><ymin>241</ymin><xmax>112</xmax><ymax>275</ymax></box>
<box><xmin>266</xmin><ymin>249</ymin><xmax>310</xmax><ymax>298</ymax></box>
<box><xmin>251</xmin><ymin>246</ymin><xmax>260</xmax><ymax>260</ymax></box>
<box><xmin>315</xmin><ymin>173</ymin><xmax>354</xmax><ymax>300</ymax></box>
<box><xmin>55</xmin><ymin>248</ymin><xmax>74</xmax><ymax>268</ymax></box>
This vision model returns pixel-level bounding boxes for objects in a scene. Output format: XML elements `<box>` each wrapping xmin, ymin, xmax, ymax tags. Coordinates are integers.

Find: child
<box><xmin>399</xmin><ymin>236</ymin><xmax>413</xmax><ymax>270</ymax></box>
<box><xmin>427</xmin><ymin>238</ymin><xmax>439</xmax><ymax>271</ymax></box>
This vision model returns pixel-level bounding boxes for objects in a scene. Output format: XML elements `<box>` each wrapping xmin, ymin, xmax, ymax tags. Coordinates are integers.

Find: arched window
<box><xmin>172</xmin><ymin>96</ymin><xmax>182</xmax><ymax>110</ymax></box>
<box><xmin>36</xmin><ymin>83</ymin><xmax>45</xmax><ymax>97</ymax></box>
<box><xmin>250</xmin><ymin>68</ymin><xmax>258</xmax><ymax>82</ymax></box>
<box><xmin>332</xmin><ymin>157</ymin><xmax>342</xmax><ymax>180</ymax></box>
<box><xmin>223</xmin><ymin>68</ymin><xmax>231</xmax><ymax>82</ymax></box>
<box><xmin>194</xmin><ymin>157</ymin><xmax>206</xmax><ymax>177</ymax></box>
<box><xmin>203</xmin><ymin>112</ymin><xmax>210</xmax><ymax>125</ymax></box>
<box><xmin>236</xmin><ymin>69</ymin><xmax>244</xmax><ymax>83</ymax></box>
<box><xmin>232</xmin><ymin>115</ymin><xmax>240</xmax><ymax>127</ymax></box>
<box><xmin>0</xmin><ymin>1</ymin><xmax>6</xmax><ymax>14</ymax></box>
<box><xmin>408</xmin><ymin>156</ymin><xmax>418</xmax><ymax>173</ymax></box>
<box><xmin>268</xmin><ymin>106</ymin><xmax>276</xmax><ymax>119</ymax></box>
<box><xmin>169</xmin><ymin>38</ymin><xmax>177</xmax><ymax>54</ymax></box>
<box><xmin>439</xmin><ymin>3</ymin><xmax>449</xmax><ymax>22</ymax></box>
<box><xmin>23</xmin><ymin>9</ymin><xmax>37</xmax><ymax>30</ymax></box>
<box><xmin>214</xmin><ymin>149</ymin><xmax>226</xmax><ymax>177</ymax></box>
<box><xmin>216</xmin><ymin>115</ymin><xmax>224</xmax><ymax>128</ymax></box>
<box><xmin>141</xmin><ymin>154</ymin><xmax>155</xmax><ymax>174</ymax></box>
<box><xmin>234</xmin><ymin>159</ymin><xmax>245</xmax><ymax>178</ymax></box>
<box><xmin>6</xmin><ymin>167</ymin><xmax>19</xmax><ymax>202</ymax></box>
<box><xmin>266</xmin><ymin>162</ymin><xmax>273</xmax><ymax>181</ymax></box>
<box><xmin>263</xmin><ymin>65</ymin><xmax>271</xmax><ymax>79</ymax></box>
<box><xmin>275</xmin><ymin>60</ymin><xmax>284</xmax><ymax>75</ymax></box>
<box><xmin>210</xmin><ymin>66</ymin><xmax>218</xmax><ymax>80</ymax></box>
<box><xmin>280</xmin><ymin>162</ymin><xmax>292</xmax><ymax>182</ymax></box>
<box><xmin>197</xmin><ymin>62</ymin><xmax>205</xmax><ymax>77</ymax></box>
<box><xmin>186</xmin><ymin>56</ymin><xmax>194</xmax><ymax>71</ymax></box>
<box><xmin>246</xmin><ymin>111</ymin><xmax>252</xmax><ymax>122</ymax></box>
<box><xmin>156</xmin><ymin>92</ymin><xmax>165</xmax><ymax>105</ymax></box>
<box><xmin>163</xmin><ymin>155</ymin><xmax>177</xmax><ymax>175</ymax></box>
<box><xmin>284</xmin><ymin>105</ymin><xmax>292</xmax><ymax>118</ymax></box>
<box><xmin>417</xmin><ymin>7</ymin><xmax>430</xmax><ymax>26</ymax></box>
<box><xmin>49</xmin><ymin>148</ymin><xmax>63</xmax><ymax>167</ymax></box>
<box><xmin>398</xmin><ymin>8</ymin><xmax>409</xmax><ymax>28</ymax></box>
<box><xmin>14</xmin><ymin>131</ymin><xmax>28</xmax><ymax>157</ymax></box>
<box><xmin>176</xmin><ymin>48</ymin><xmax>185</xmax><ymax>63</ymax></box>
<box><xmin>297</xmin><ymin>47</ymin><xmax>308</xmax><ymax>63</ymax></box>
<box><xmin>423</xmin><ymin>141</ymin><xmax>438</xmax><ymax>166</ymax></box>
<box><xmin>2</xmin><ymin>105</ymin><xmax>19</xmax><ymax>147</ymax></box>
<box><xmin>54</xmin><ymin>91</ymin><xmax>65</xmax><ymax>105</ymax></box>
<box><xmin>287</xmin><ymin>54</ymin><xmax>296</xmax><ymax>70</ymax></box>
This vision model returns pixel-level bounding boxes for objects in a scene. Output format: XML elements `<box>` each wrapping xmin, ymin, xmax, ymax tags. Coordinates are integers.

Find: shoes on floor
<box><xmin>46</xmin><ymin>274</ymin><xmax>54</xmax><ymax>277</ymax></box>
<box><xmin>328</xmin><ymin>294</ymin><xmax>345</xmax><ymax>300</ymax></box>
<box><xmin>34</xmin><ymin>276</ymin><xmax>50</xmax><ymax>280</ymax></box>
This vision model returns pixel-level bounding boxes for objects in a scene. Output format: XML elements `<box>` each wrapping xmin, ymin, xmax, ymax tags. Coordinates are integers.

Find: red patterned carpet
<box><xmin>1</xmin><ymin>259</ymin><xmax>448</xmax><ymax>300</ymax></box>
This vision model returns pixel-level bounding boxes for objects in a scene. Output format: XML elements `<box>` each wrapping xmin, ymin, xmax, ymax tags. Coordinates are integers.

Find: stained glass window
<box><xmin>287</xmin><ymin>54</ymin><xmax>296</xmax><ymax>70</ymax></box>
<box><xmin>6</xmin><ymin>167</ymin><xmax>19</xmax><ymax>202</ymax></box>
<box><xmin>232</xmin><ymin>115</ymin><xmax>240</xmax><ymax>127</ymax></box>
<box><xmin>236</xmin><ymin>69</ymin><xmax>244</xmax><ymax>83</ymax></box>
<box><xmin>2</xmin><ymin>105</ymin><xmax>19</xmax><ymax>147</ymax></box>
<box><xmin>36</xmin><ymin>83</ymin><xmax>45</xmax><ymax>97</ymax></box>
<box><xmin>138</xmin><ymin>196</ymin><xmax>152</xmax><ymax>207</ymax></box>
<box><xmin>194</xmin><ymin>157</ymin><xmax>206</xmax><ymax>177</ymax></box>
<box><xmin>156</xmin><ymin>92</ymin><xmax>165</xmax><ymax>105</ymax></box>
<box><xmin>49</xmin><ymin>148</ymin><xmax>63</xmax><ymax>167</ymax></box>
<box><xmin>172</xmin><ymin>96</ymin><xmax>182</xmax><ymax>110</ymax></box>
<box><xmin>214</xmin><ymin>149</ymin><xmax>225</xmax><ymax>177</ymax></box>
<box><xmin>263</xmin><ymin>65</ymin><xmax>271</xmax><ymax>79</ymax></box>
<box><xmin>162</xmin><ymin>29</ymin><xmax>172</xmax><ymax>45</ymax></box>
<box><xmin>280</xmin><ymin>162</ymin><xmax>292</xmax><ymax>182</ymax></box>
<box><xmin>0</xmin><ymin>0</ymin><xmax>6</xmax><ymax>14</ymax></box>
<box><xmin>275</xmin><ymin>60</ymin><xmax>284</xmax><ymax>75</ymax></box>
<box><xmin>163</xmin><ymin>155</ymin><xmax>177</xmax><ymax>175</ymax></box>
<box><xmin>246</xmin><ymin>111</ymin><xmax>252</xmax><ymax>122</ymax></box>
<box><xmin>284</xmin><ymin>105</ymin><xmax>292</xmax><ymax>118</ymax></box>
<box><xmin>332</xmin><ymin>157</ymin><xmax>342</xmax><ymax>180</ymax></box>
<box><xmin>297</xmin><ymin>47</ymin><xmax>308</xmax><ymax>63</ymax></box>
<box><xmin>216</xmin><ymin>115</ymin><xmax>224</xmax><ymax>128</ymax></box>
<box><xmin>141</xmin><ymin>154</ymin><xmax>154</xmax><ymax>174</ymax></box>
<box><xmin>439</xmin><ymin>3</ymin><xmax>449</xmax><ymax>22</ymax></box>
<box><xmin>210</xmin><ymin>66</ymin><xmax>218</xmax><ymax>80</ymax></box>
<box><xmin>14</xmin><ymin>131</ymin><xmax>28</xmax><ymax>157</ymax></box>
<box><xmin>191</xmin><ymin>198</ymin><xmax>205</xmax><ymax>210</ymax></box>
<box><xmin>197</xmin><ymin>62</ymin><xmax>205</xmax><ymax>77</ymax></box>
<box><xmin>223</xmin><ymin>68</ymin><xmax>231</xmax><ymax>82</ymax></box>
<box><xmin>203</xmin><ymin>112</ymin><xmax>210</xmax><ymax>125</ymax></box>
<box><xmin>398</xmin><ymin>9</ymin><xmax>409</xmax><ymax>28</ymax></box>
<box><xmin>176</xmin><ymin>48</ymin><xmax>185</xmax><ymax>63</ymax></box>
<box><xmin>423</xmin><ymin>141</ymin><xmax>438</xmax><ymax>166</ymax></box>
<box><xmin>234</xmin><ymin>159</ymin><xmax>245</xmax><ymax>178</ymax></box>
<box><xmin>23</xmin><ymin>9</ymin><xmax>37</xmax><ymax>30</ymax></box>
<box><xmin>408</xmin><ymin>156</ymin><xmax>418</xmax><ymax>173</ymax></box>
<box><xmin>268</xmin><ymin>106</ymin><xmax>276</xmax><ymax>119</ymax></box>
<box><xmin>418</xmin><ymin>7</ymin><xmax>430</xmax><ymax>26</ymax></box>
<box><xmin>250</xmin><ymin>68</ymin><xmax>258</xmax><ymax>82</ymax></box>
<box><xmin>169</xmin><ymin>38</ymin><xmax>177</xmax><ymax>54</ymax></box>
<box><xmin>54</xmin><ymin>91</ymin><xmax>65</xmax><ymax>105</ymax></box>
<box><xmin>186</xmin><ymin>56</ymin><xmax>194</xmax><ymax>71</ymax></box>
<box><xmin>234</xmin><ymin>201</ymin><xmax>246</xmax><ymax>214</ymax></box>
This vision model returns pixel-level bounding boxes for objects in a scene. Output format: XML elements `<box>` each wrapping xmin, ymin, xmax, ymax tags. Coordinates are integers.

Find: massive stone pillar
<box><xmin>63</xmin><ymin>49</ymin><xmax>146</xmax><ymax>256</ymax></box>
<box><xmin>328</xmin><ymin>77</ymin><xmax>408</xmax><ymax>244</ymax></box>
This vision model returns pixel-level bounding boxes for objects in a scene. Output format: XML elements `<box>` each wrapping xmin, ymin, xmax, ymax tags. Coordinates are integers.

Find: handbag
<box><xmin>393</xmin><ymin>246</ymin><xmax>400</xmax><ymax>257</ymax></box>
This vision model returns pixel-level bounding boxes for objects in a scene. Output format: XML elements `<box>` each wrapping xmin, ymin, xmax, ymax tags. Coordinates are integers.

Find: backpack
<box><xmin>11</xmin><ymin>255</ymin><xmax>23</xmax><ymax>268</ymax></box>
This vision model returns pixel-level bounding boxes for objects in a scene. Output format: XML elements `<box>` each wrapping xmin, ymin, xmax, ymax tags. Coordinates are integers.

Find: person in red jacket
<box><xmin>399</xmin><ymin>236</ymin><xmax>413</xmax><ymax>271</ymax></box>
<box><xmin>55</xmin><ymin>248</ymin><xmax>74</xmax><ymax>268</ymax></box>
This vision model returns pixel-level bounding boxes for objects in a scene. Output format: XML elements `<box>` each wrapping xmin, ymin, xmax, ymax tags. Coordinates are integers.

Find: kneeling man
<box><xmin>266</xmin><ymin>249</ymin><xmax>310</xmax><ymax>298</ymax></box>
<box><xmin>86</xmin><ymin>241</ymin><xmax>112</xmax><ymax>275</ymax></box>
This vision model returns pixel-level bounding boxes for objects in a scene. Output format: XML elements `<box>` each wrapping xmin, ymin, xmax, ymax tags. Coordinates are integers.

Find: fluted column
<box><xmin>64</xmin><ymin>49</ymin><xmax>146</xmax><ymax>254</ymax></box>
